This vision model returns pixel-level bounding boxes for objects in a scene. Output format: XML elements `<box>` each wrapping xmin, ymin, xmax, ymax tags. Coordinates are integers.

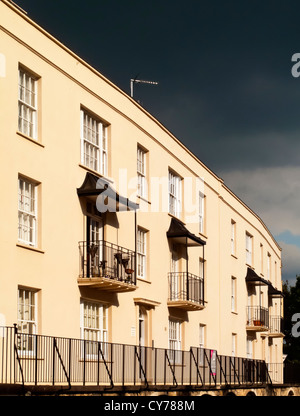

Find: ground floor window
<box><xmin>17</xmin><ymin>288</ymin><xmax>37</xmax><ymax>353</ymax></box>
<box><xmin>168</xmin><ymin>318</ymin><xmax>181</xmax><ymax>363</ymax></box>
<box><xmin>80</xmin><ymin>300</ymin><xmax>108</xmax><ymax>357</ymax></box>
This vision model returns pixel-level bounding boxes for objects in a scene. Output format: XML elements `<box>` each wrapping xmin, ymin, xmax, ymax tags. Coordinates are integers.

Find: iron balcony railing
<box><xmin>269</xmin><ymin>315</ymin><xmax>284</xmax><ymax>334</ymax></box>
<box><xmin>0</xmin><ymin>326</ymin><xmax>272</xmax><ymax>391</ymax></box>
<box><xmin>168</xmin><ymin>272</ymin><xmax>204</xmax><ymax>306</ymax></box>
<box><xmin>79</xmin><ymin>240</ymin><xmax>136</xmax><ymax>285</ymax></box>
<box><xmin>246</xmin><ymin>306</ymin><xmax>269</xmax><ymax>329</ymax></box>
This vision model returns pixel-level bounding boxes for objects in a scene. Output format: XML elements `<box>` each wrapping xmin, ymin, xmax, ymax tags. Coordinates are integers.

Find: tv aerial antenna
<box><xmin>130</xmin><ymin>75</ymin><xmax>158</xmax><ymax>98</ymax></box>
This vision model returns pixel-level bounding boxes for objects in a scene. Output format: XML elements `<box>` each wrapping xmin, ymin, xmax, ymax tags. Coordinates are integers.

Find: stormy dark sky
<box><xmin>14</xmin><ymin>0</ymin><xmax>300</xmax><ymax>283</ymax></box>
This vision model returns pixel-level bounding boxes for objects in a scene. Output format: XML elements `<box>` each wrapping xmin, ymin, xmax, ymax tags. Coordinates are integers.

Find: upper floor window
<box><xmin>81</xmin><ymin>109</ymin><xmax>108</xmax><ymax>175</ymax></box>
<box><xmin>245</xmin><ymin>232</ymin><xmax>253</xmax><ymax>266</ymax></box>
<box><xmin>199</xmin><ymin>192</ymin><xmax>205</xmax><ymax>233</ymax></box>
<box><xmin>137</xmin><ymin>146</ymin><xmax>147</xmax><ymax>198</ymax></box>
<box><xmin>260</xmin><ymin>243</ymin><xmax>264</xmax><ymax>274</ymax></box>
<box><xmin>137</xmin><ymin>227</ymin><xmax>147</xmax><ymax>279</ymax></box>
<box><xmin>231</xmin><ymin>220</ymin><xmax>236</xmax><ymax>255</ymax></box>
<box><xmin>267</xmin><ymin>252</ymin><xmax>271</xmax><ymax>280</ymax></box>
<box><xmin>231</xmin><ymin>276</ymin><xmax>237</xmax><ymax>312</ymax></box>
<box><xmin>18</xmin><ymin>177</ymin><xmax>38</xmax><ymax>246</ymax></box>
<box><xmin>18</xmin><ymin>67</ymin><xmax>38</xmax><ymax>139</ymax></box>
<box><xmin>168</xmin><ymin>170</ymin><xmax>181</xmax><ymax>218</ymax></box>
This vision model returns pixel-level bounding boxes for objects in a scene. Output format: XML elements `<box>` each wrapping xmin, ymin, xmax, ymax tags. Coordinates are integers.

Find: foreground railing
<box><xmin>0</xmin><ymin>326</ymin><xmax>272</xmax><ymax>391</ymax></box>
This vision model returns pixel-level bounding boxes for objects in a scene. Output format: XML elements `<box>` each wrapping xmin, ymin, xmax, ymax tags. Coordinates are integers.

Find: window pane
<box><xmin>169</xmin><ymin>171</ymin><xmax>181</xmax><ymax>217</ymax></box>
<box><xmin>18</xmin><ymin>178</ymin><xmax>37</xmax><ymax>246</ymax></box>
<box><xmin>81</xmin><ymin>110</ymin><xmax>108</xmax><ymax>175</ymax></box>
<box><xmin>18</xmin><ymin>69</ymin><xmax>37</xmax><ymax>139</ymax></box>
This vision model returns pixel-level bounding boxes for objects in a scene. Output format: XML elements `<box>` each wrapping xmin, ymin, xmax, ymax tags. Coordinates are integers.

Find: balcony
<box><xmin>78</xmin><ymin>240</ymin><xmax>137</xmax><ymax>292</ymax></box>
<box><xmin>168</xmin><ymin>272</ymin><xmax>205</xmax><ymax>311</ymax></box>
<box><xmin>269</xmin><ymin>315</ymin><xmax>284</xmax><ymax>337</ymax></box>
<box><xmin>246</xmin><ymin>306</ymin><xmax>269</xmax><ymax>331</ymax></box>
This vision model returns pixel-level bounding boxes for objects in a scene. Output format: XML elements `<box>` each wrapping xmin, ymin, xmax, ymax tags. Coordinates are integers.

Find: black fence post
<box><xmin>35</xmin><ymin>334</ymin><xmax>38</xmax><ymax>385</ymax></box>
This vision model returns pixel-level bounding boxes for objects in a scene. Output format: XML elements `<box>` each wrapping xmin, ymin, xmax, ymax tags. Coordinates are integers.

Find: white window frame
<box><xmin>246</xmin><ymin>232</ymin><xmax>253</xmax><ymax>266</ymax></box>
<box><xmin>168</xmin><ymin>170</ymin><xmax>181</xmax><ymax>218</ymax></box>
<box><xmin>267</xmin><ymin>252</ymin><xmax>271</xmax><ymax>280</ymax></box>
<box><xmin>246</xmin><ymin>337</ymin><xmax>253</xmax><ymax>359</ymax></box>
<box><xmin>260</xmin><ymin>243</ymin><xmax>264</xmax><ymax>274</ymax></box>
<box><xmin>17</xmin><ymin>288</ymin><xmax>37</xmax><ymax>354</ymax></box>
<box><xmin>199</xmin><ymin>258</ymin><xmax>204</xmax><ymax>302</ymax></box>
<box><xmin>199</xmin><ymin>192</ymin><xmax>204</xmax><ymax>233</ymax></box>
<box><xmin>168</xmin><ymin>318</ymin><xmax>181</xmax><ymax>364</ymax></box>
<box><xmin>81</xmin><ymin>109</ymin><xmax>108</xmax><ymax>175</ymax></box>
<box><xmin>231</xmin><ymin>276</ymin><xmax>236</xmax><ymax>312</ymax></box>
<box><xmin>18</xmin><ymin>177</ymin><xmax>37</xmax><ymax>246</ymax></box>
<box><xmin>231</xmin><ymin>220</ymin><xmax>236</xmax><ymax>255</ymax></box>
<box><xmin>137</xmin><ymin>146</ymin><xmax>147</xmax><ymax>198</ymax></box>
<box><xmin>80</xmin><ymin>300</ymin><xmax>108</xmax><ymax>359</ymax></box>
<box><xmin>137</xmin><ymin>227</ymin><xmax>147</xmax><ymax>279</ymax></box>
<box><xmin>199</xmin><ymin>324</ymin><xmax>205</xmax><ymax>349</ymax></box>
<box><xmin>18</xmin><ymin>67</ymin><xmax>38</xmax><ymax>139</ymax></box>
<box><xmin>199</xmin><ymin>324</ymin><xmax>206</xmax><ymax>365</ymax></box>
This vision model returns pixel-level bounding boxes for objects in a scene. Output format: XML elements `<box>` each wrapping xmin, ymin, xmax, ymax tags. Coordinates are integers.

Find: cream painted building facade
<box><xmin>0</xmin><ymin>0</ymin><xmax>283</xmax><ymax>386</ymax></box>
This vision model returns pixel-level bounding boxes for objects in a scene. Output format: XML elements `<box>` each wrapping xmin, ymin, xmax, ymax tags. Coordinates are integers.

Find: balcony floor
<box><xmin>77</xmin><ymin>276</ymin><xmax>137</xmax><ymax>292</ymax></box>
<box><xmin>246</xmin><ymin>324</ymin><xmax>269</xmax><ymax>332</ymax></box>
<box><xmin>167</xmin><ymin>300</ymin><xmax>205</xmax><ymax>311</ymax></box>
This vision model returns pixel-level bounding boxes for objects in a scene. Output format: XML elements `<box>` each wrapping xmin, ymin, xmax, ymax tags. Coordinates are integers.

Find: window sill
<box><xmin>231</xmin><ymin>311</ymin><xmax>238</xmax><ymax>316</ymax></box>
<box><xmin>231</xmin><ymin>254</ymin><xmax>238</xmax><ymax>260</ymax></box>
<box><xmin>137</xmin><ymin>195</ymin><xmax>151</xmax><ymax>205</ymax></box>
<box><xmin>16</xmin><ymin>243</ymin><xmax>45</xmax><ymax>254</ymax></box>
<box><xmin>137</xmin><ymin>277</ymin><xmax>151</xmax><ymax>284</ymax></box>
<box><xmin>17</xmin><ymin>131</ymin><xmax>44</xmax><ymax>148</ymax></box>
<box><xmin>78</xmin><ymin>164</ymin><xmax>113</xmax><ymax>184</ymax></box>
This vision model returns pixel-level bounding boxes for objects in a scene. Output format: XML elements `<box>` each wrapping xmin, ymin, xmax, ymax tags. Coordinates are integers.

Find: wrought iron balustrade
<box><xmin>168</xmin><ymin>272</ymin><xmax>204</xmax><ymax>306</ymax></box>
<box><xmin>269</xmin><ymin>315</ymin><xmax>284</xmax><ymax>334</ymax></box>
<box><xmin>246</xmin><ymin>306</ymin><xmax>269</xmax><ymax>329</ymax></box>
<box><xmin>79</xmin><ymin>240</ymin><xmax>136</xmax><ymax>285</ymax></box>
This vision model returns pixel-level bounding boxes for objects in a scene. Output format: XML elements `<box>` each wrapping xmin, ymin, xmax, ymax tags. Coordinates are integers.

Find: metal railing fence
<box><xmin>0</xmin><ymin>326</ymin><xmax>273</xmax><ymax>390</ymax></box>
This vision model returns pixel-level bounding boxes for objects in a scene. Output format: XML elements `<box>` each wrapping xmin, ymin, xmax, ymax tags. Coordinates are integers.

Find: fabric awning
<box><xmin>77</xmin><ymin>172</ymin><xmax>139</xmax><ymax>212</ymax></box>
<box><xmin>166</xmin><ymin>217</ymin><xmax>206</xmax><ymax>247</ymax></box>
<box><xmin>245</xmin><ymin>267</ymin><xmax>284</xmax><ymax>297</ymax></box>
<box><xmin>245</xmin><ymin>267</ymin><xmax>269</xmax><ymax>285</ymax></box>
<box><xmin>268</xmin><ymin>284</ymin><xmax>284</xmax><ymax>297</ymax></box>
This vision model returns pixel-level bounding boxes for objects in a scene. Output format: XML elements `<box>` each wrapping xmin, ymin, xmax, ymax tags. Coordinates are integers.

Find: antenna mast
<box><xmin>130</xmin><ymin>77</ymin><xmax>158</xmax><ymax>98</ymax></box>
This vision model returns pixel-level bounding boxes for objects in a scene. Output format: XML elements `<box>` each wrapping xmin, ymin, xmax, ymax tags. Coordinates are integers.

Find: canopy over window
<box><xmin>166</xmin><ymin>217</ymin><xmax>206</xmax><ymax>247</ymax></box>
<box><xmin>245</xmin><ymin>267</ymin><xmax>269</xmax><ymax>285</ymax></box>
<box><xmin>77</xmin><ymin>172</ymin><xmax>139</xmax><ymax>212</ymax></box>
<box><xmin>245</xmin><ymin>267</ymin><xmax>283</xmax><ymax>297</ymax></box>
<box><xmin>268</xmin><ymin>284</ymin><xmax>284</xmax><ymax>297</ymax></box>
